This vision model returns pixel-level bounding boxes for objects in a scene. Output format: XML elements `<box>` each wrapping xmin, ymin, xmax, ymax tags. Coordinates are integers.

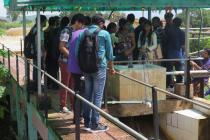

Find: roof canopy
<box><xmin>4</xmin><ymin>0</ymin><xmax>210</xmax><ymax>11</ymax></box>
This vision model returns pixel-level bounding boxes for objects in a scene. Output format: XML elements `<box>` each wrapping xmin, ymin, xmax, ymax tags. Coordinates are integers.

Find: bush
<box><xmin>0</xmin><ymin>28</ymin><xmax>5</xmax><ymax>36</ymax></box>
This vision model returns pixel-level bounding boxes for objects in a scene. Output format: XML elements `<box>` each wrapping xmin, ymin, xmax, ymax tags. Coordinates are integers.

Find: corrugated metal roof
<box><xmin>4</xmin><ymin>0</ymin><xmax>210</xmax><ymax>11</ymax></box>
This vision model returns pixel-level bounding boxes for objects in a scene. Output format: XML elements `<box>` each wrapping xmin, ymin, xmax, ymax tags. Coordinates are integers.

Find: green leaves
<box><xmin>0</xmin><ymin>86</ymin><xmax>6</xmax><ymax>98</ymax></box>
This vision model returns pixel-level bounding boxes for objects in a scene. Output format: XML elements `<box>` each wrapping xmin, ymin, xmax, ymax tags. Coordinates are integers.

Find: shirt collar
<box><xmin>88</xmin><ymin>25</ymin><xmax>99</xmax><ymax>29</ymax></box>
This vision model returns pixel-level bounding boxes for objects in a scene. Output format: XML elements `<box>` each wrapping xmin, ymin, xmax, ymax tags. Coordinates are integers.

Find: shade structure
<box><xmin>4</xmin><ymin>0</ymin><xmax>210</xmax><ymax>11</ymax></box>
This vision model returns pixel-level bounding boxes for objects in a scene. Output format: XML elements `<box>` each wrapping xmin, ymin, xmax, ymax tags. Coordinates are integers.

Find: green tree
<box><xmin>177</xmin><ymin>9</ymin><xmax>210</xmax><ymax>53</ymax></box>
<box><xmin>7</xmin><ymin>9</ymin><xmax>20</xmax><ymax>21</ymax></box>
<box><xmin>177</xmin><ymin>9</ymin><xmax>210</xmax><ymax>28</ymax></box>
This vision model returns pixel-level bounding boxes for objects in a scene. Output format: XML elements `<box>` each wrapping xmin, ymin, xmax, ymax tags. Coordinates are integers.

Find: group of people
<box><xmin>29</xmin><ymin>14</ymin><xmax>114</xmax><ymax>133</ymax></box>
<box><xmin>106</xmin><ymin>13</ymin><xmax>185</xmax><ymax>87</ymax></box>
<box><xmin>28</xmin><ymin>12</ymin><xmax>200</xmax><ymax>133</ymax></box>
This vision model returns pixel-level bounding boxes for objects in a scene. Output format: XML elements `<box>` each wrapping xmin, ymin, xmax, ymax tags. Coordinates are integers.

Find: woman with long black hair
<box><xmin>138</xmin><ymin>20</ymin><xmax>157</xmax><ymax>61</ymax></box>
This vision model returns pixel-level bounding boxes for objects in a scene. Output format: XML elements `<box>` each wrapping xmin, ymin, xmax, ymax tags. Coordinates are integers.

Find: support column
<box><xmin>184</xmin><ymin>8</ymin><xmax>191</xmax><ymax>98</ymax></box>
<box><xmin>185</xmin><ymin>8</ymin><xmax>190</xmax><ymax>56</ymax></box>
<box><xmin>36</xmin><ymin>9</ymin><xmax>42</xmax><ymax>96</ymax></box>
<box><xmin>148</xmin><ymin>8</ymin><xmax>152</xmax><ymax>21</ymax></box>
<box><xmin>22</xmin><ymin>10</ymin><xmax>28</xmax><ymax>89</ymax></box>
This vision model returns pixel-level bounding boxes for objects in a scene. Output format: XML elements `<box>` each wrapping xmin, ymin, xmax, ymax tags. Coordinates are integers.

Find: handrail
<box><xmin>2</xmin><ymin>43</ymin><xmax>210</xmax><ymax>140</ymax></box>
<box><xmin>2</xmin><ymin>43</ymin><xmax>210</xmax><ymax>111</ymax></box>
<box><xmin>113</xmin><ymin>58</ymin><xmax>203</xmax><ymax>64</ymax></box>
<box><xmin>0</xmin><ymin>44</ymin><xmax>148</xmax><ymax>140</ymax></box>
<box><xmin>114</xmin><ymin>71</ymin><xmax>210</xmax><ymax>110</ymax></box>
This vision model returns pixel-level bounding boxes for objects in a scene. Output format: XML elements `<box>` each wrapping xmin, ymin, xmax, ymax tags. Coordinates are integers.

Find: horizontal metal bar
<box><xmin>2</xmin><ymin>43</ymin><xmax>210</xmax><ymax>133</ymax></box>
<box><xmin>114</xmin><ymin>71</ymin><xmax>210</xmax><ymax>110</ymax></box>
<box><xmin>27</xmin><ymin>61</ymin><xmax>148</xmax><ymax>140</ymax></box>
<box><xmin>166</xmin><ymin>70</ymin><xmax>210</xmax><ymax>77</ymax></box>
<box><xmin>113</xmin><ymin>58</ymin><xmax>203</xmax><ymax>64</ymax></box>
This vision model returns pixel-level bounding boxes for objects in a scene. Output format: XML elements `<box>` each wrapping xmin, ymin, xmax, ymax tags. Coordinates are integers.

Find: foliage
<box><xmin>0</xmin><ymin>49</ymin><xmax>7</xmax><ymax>58</ymax></box>
<box><xmin>0</xmin><ymin>21</ymin><xmax>33</xmax><ymax>30</ymax></box>
<box><xmin>7</xmin><ymin>10</ymin><xmax>20</xmax><ymax>22</ymax></box>
<box><xmin>0</xmin><ymin>64</ymin><xmax>9</xmax><ymax>119</ymax></box>
<box><xmin>0</xmin><ymin>29</ymin><xmax>6</xmax><ymax>36</ymax></box>
<box><xmin>177</xmin><ymin>9</ymin><xmax>210</xmax><ymax>53</ymax></box>
<box><xmin>177</xmin><ymin>9</ymin><xmax>210</xmax><ymax>28</ymax></box>
<box><xmin>205</xmin><ymin>95</ymin><xmax>210</xmax><ymax>100</ymax></box>
<box><xmin>189</xmin><ymin>38</ymin><xmax>210</xmax><ymax>53</ymax></box>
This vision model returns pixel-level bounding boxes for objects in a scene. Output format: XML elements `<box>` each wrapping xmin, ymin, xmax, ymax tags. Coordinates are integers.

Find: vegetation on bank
<box><xmin>0</xmin><ymin>21</ymin><xmax>33</xmax><ymax>36</ymax></box>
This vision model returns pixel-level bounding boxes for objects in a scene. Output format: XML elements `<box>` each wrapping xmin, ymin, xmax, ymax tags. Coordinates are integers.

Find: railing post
<box><xmin>44</xmin><ymin>71</ymin><xmax>48</xmax><ymax>119</ymax></box>
<box><xmin>25</xmin><ymin>59</ymin><xmax>30</xmax><ymax>102</ymax></box>
<box><xmin>20</xmin><ymin>39</ymin><xmax>23</xmax><ymax>56</ymax></box>
<box><xmin>186</xmin><ymin>57</ymin><xmax>191</xmax><ymax>98</ymax></box>
<box><xmin>75</xmin><ymin>91</ymin><xmax>80</xmax><ymax>140</ymax></box>
<box><xmin>103</xmin><ymin>81</ymin><xmax>108</xmax><ymax>109</ymax></box>
<box><xmin>7</xmin><ymin>48</ymin><xmax>10</xmax><ymax>73</ymax></box>
<box><xmin>2</xmin><ymin>44</ymin><xmax>5</xmax><ymax>65</ymax></box>
<box><xmin>152</xmin><ymin>87</ymin><xmax>159</xmax><ymax>140</ymax></box>
<box><xmin>16</xmin><ymin>55</ymin><xmax>19</xmax><ymax>84</ymax></box>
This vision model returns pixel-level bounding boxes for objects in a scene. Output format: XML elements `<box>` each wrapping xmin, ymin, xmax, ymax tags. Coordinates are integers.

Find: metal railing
<box><xmin>0</xmin><ymin>44</ymin><xmax>148</xmax><ymax>140</ymax></box>
<box><xmin>1</xmin><ymin>43</ymin><xmax>210</xmax><ymax>140</ymax></box>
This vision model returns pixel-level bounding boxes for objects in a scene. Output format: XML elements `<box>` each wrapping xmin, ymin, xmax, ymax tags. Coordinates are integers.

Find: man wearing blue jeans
<box><xmin>76</xmin><ymin>14</ymin><xmax>115</xmax><ymax>133</ymax></box>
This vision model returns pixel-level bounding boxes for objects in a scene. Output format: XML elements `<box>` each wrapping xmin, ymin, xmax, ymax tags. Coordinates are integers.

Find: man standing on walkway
<box><xmin>67</xmin><ymin>13</ymin><xmax>85</xmax><ymax>122</ymax></box>
<box><xmin>58</xmin><ymin>17</ymin><xmax>73</xmax><ymax>113</ymax></box>
<box><xmin>76</xmin><ymin>14</ymin><xmax>115</xmax><ymax>132</ymax></box>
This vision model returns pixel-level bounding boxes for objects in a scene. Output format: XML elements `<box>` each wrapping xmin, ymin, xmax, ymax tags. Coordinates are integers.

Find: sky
<box><xmin>0</xmin><ymin>0</ymin><xmax>7</xmax><ymax>17</ymax></box>
<box><xmin>0</xmin><ymin>0</ymin><xmax>180</xmax><ymax>20</ymax></box>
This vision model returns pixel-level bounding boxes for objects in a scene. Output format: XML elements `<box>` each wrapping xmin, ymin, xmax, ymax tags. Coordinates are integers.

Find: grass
<box><xmin>205</xmin><ymin>95</ymin><xmax>210</xmax><ymax>100</ymax></box>
<box><xmin>0</xmin><ymin>29</ymin><xmax>6</xmax><ymax>36</ymax></box>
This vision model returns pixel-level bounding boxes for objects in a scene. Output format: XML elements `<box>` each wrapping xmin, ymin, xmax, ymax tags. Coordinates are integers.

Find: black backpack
<box><xmin>51</xmin><ymin>27</ymin><xmax>72</xmax><ymax>60</ymax></box>
<box><xmin>24</xmin><ymin>27</ymin><xmax>36</xmax><ymax>59</ymax></box>
<box><xmin>78</xmin><ymin>28</ymin><xmax>101</xmax><ymax>74</ymax></box>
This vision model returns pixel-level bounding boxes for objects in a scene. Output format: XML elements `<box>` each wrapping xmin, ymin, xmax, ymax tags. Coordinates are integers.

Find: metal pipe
<box><xmin>2</xmin><ymin>45</ymin><xmax>5</xmax><ymax>65</ymax></box>
<box><xmin>185</xmin><ymin>58</ymin><xmax>191</xmax><ymax>98</ymax></box>
<box><xmin>75</xmin><ymin>91</ymin><xmax>80</xmax><ymax>140</ymax></box>
<box><xmin>113</xmin><ymin>58</ymin><xmax>203</xmax><ymax>64</ymax></box>
<box><xmin>25</xmin><ymin>59</ymin><xmax>30</xmax><ymax>102</ymax></box>
<box><xmin>7</xmin><ymin>48</ymin><xmax>10</xmax><ymax>73</ymax></box>
<box><xmin>166</xmin><ymin>70</ymin><xmax>210</xmax><ymax>77</ymax></box>
<box><xmin>152</xmin><ymin>87</ymin><xmax>159</xmax><ymax>140</ymax></box>
<box><xmin>28</xmin><ymin>62</ymin><xmax>148</xmax><ymax>140</ymax></box>
<box><xmin>36</xmin><ymin>9</ymin><xmax>42</xmax><ymax>96</ymax></box>
<box><xmin>113</xmin><ymin>71</ymin><xmax>210</xmax><ymax>110</ymax></box>
<box><xmin>16</xmin><ymin>55</ymin><xmax>19</xmax><ymax>84</ymax></box>
<box><xmin>20</xmin><ymin>39</ymin><xmax>23</xmax><ymax>56</ymax></box>
<box><xmin>148</xmin><ymin>8</ymin><xmax>152</xmax><ymax>21</ymax></box>
<box><xmin>2</xmin><ymin>44</ymin><xmax>210</xmax><ymax>111</ymax></box>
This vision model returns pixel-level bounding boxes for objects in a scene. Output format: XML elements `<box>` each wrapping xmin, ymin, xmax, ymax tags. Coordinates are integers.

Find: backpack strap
<box><xmin>93</xmin><ymin>28</ymin><xmax>101</xmax><ymax>51</ymax></box>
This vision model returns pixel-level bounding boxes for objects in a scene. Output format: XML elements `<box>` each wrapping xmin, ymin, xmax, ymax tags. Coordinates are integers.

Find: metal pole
<box><xmin>148</xmin><ymin>8</ymin><xmax>152</xmax><ymax>21</ymax></box>
<box><xmin>103</xmin><ymin>79</ymin><xmax>108</xmax><ymax>109</ymax></box>
<box><xmin>37</xmin><ymin>9</ymin><xmax>42</xmax><ymax>96</ymax></box>
<box><xmin>20</xmin><ymin>39</ymin><xmax>23</xmax><ymax>56</ymax></box>
<box><xmin>75</xmin><ymin>91</ymin><xmax>80</xmax><ymax>140</ymax></box>
<box><xmin>184</xmin><ymin>8</ymin><xmax>190</xmax><ymax>97</ymax></box>
<box><xmin>16</xmin><ymin>55</ymin><xmax>19</xmax><ymax>84</ymax></box>
<box><xmin>185</xmin><ymin>57</ymin><xmax>191</xmax><ymax>98</ymax></box>
<box><xmin>26</xmin><ymin>59</ymin><xmax>30</xmax><ymax>102</ymax></box>
<box><xmin>22</xmin><ymin>10</ymin><xmax>30</xmax><ymax>88</ymax></box>
<box><xmin>7</xmin><ymin>48</ymin><xmax>10</xmax><ymax>73</ymax></box>
<box><xmin>152</xmin><ymin>87</ymin><xmax>159</xmax><ymax>140</ymax></box>
<box><xmin>2</xmin><ymin>45</ymin><xmax>5</xmax><ymax>65</ymax></box>
<box><xmin>185</xmin><ymin>8</ymin><xmax>190</xmax><ymax>56</ymax></box>
<box><xmin>28</xmin><ymin>62</ymin><xmax>148</xmax><ymax>140</ymax></box>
